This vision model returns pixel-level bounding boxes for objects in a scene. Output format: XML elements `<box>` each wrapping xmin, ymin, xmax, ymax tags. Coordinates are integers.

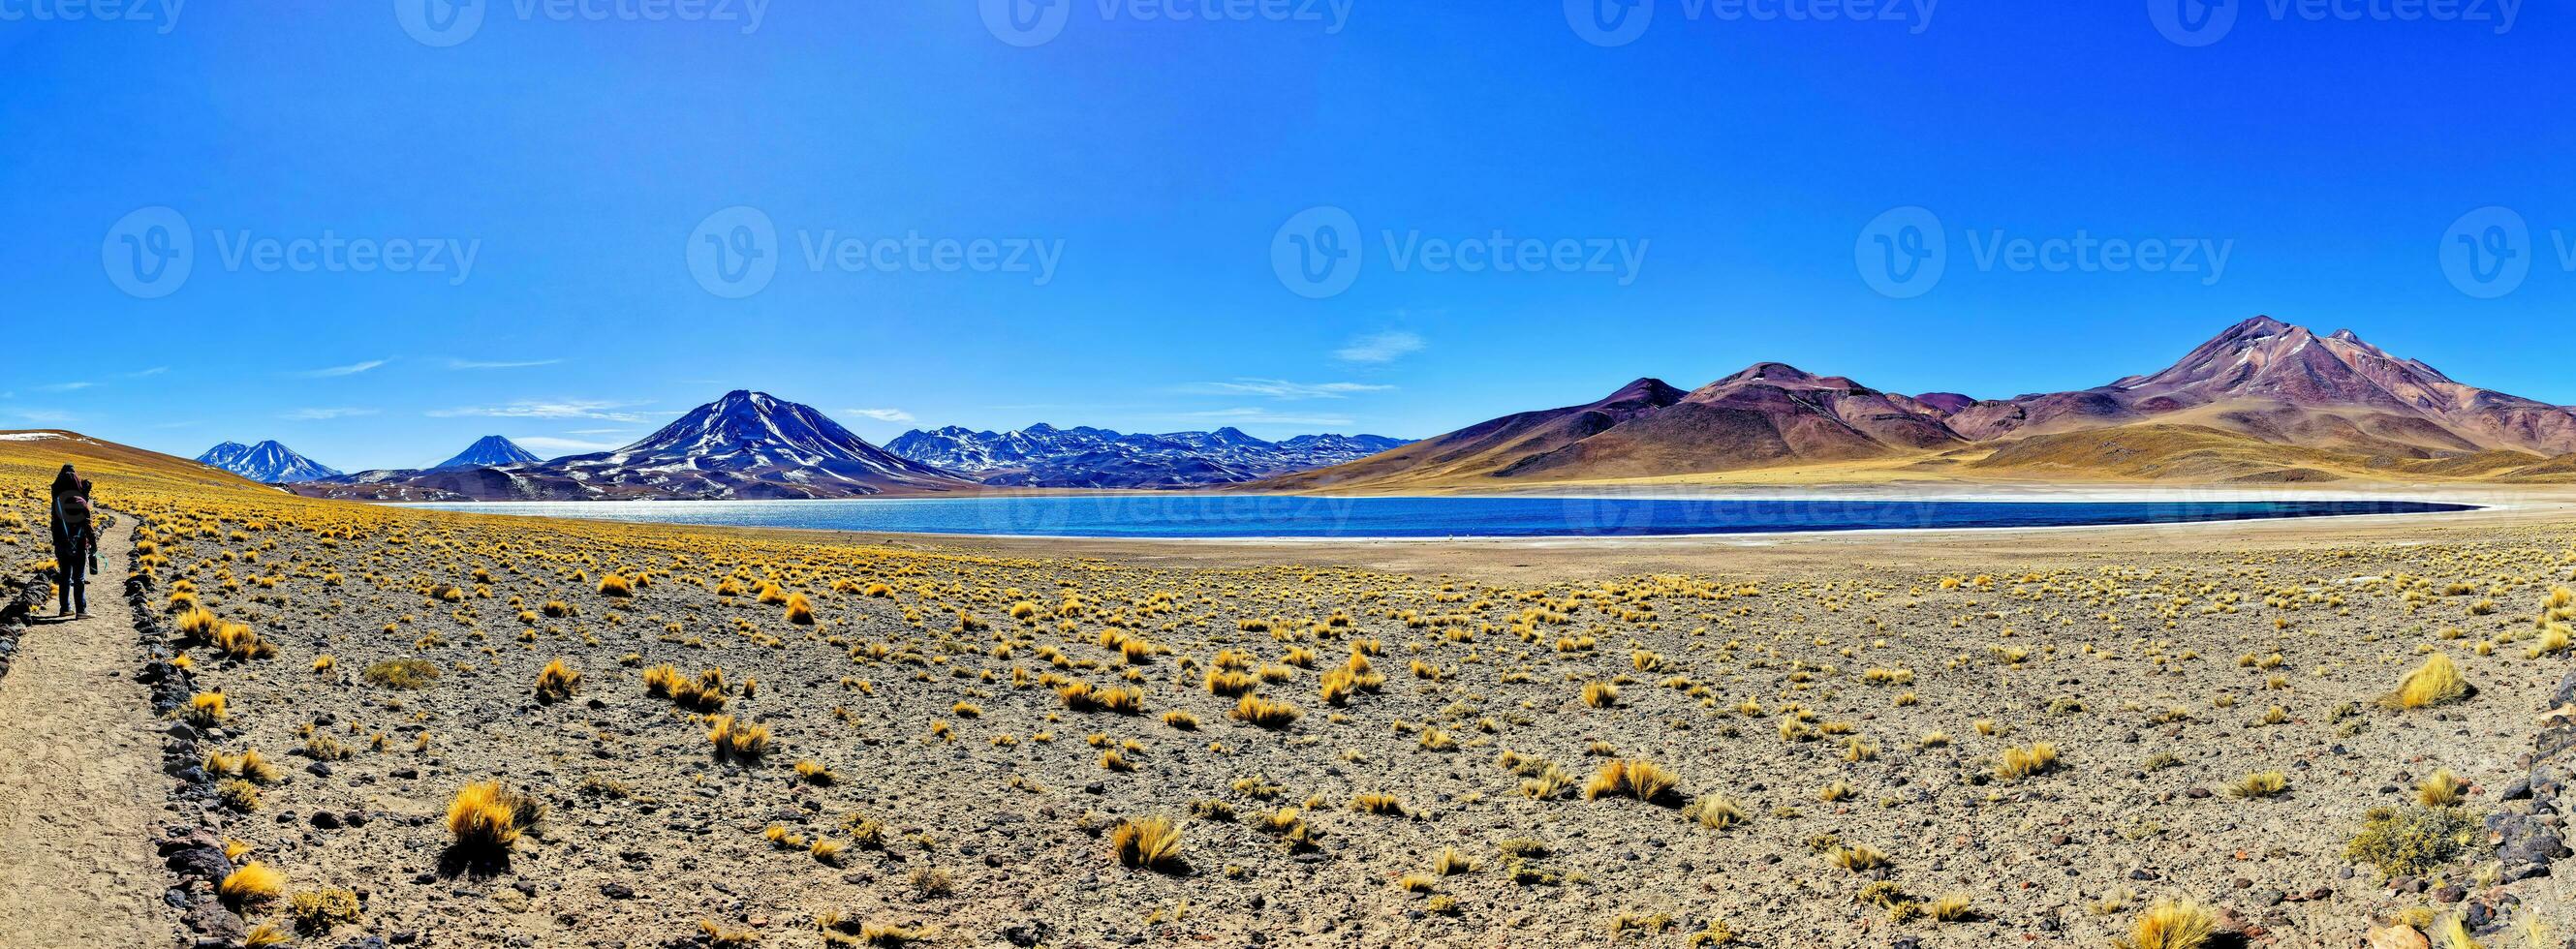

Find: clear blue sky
<box><xmin>2</xmin><ymin>3</ymin><xmax>2569</xmax><ymax>471</ymax></box>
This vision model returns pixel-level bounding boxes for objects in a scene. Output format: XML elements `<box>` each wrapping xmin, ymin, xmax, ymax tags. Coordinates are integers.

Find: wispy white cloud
<box><xmin>426</xmin><ymin>400</ymin><xmax>652</xmax><ymax>422</ymax></box>
<box><xmin>1334</xmin><ymin>330</ymin><xmax>1424</xmax><ymax>364</ymax></box>
<box><xmin>283</xmin><ymin>407</ymin><xmax>379</xmax><ymax>420</ymax></box>
<box><xmin>512</xmin><ymin>436</ymin><xmax>626</xmax><ymax>455</ymax></box>
<box><xmin>6</xmin><ymin>409</ymin><xmax>75</xmax><ymax>424</ymax></box>
<box><xmin>842</xmin><ymin>408</ymin><xmax>915</xmax><ymax>423</ymax></box>
<box><xmin>1189</xmin><ymin>379</ymin><xmax>1392</xmax><ymax>400</ymax></box>
<box><xmin>564</xmin><ymin>428</ymin><xmax>634</xmax><ymax>436</ymax></box>
<box><xmin>299</xmin><ymin>359</ymin><xmax>388</xmax><ymax>378</ymax></box>
<box><xmin>447</xmin><ymin>358</ymin><xmax>563</xmax><ymax>370</ymax></box>
<box><xmin>125</xmin><ymin>366</ymin><xmax>170</xmax><ymax>378</ymax></box>
<box><xmin>35</xmin><ymin>382</ymin><xmax>94</xmax><ymax>392</ymax></box>
<box><xmin>1166</xmin><ymin>408</ymin><xmax>1356</xmax><ymax>427</ymax></box>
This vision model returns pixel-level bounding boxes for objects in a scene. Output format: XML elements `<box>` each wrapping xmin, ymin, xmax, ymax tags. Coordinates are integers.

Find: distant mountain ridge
<box><xmin>195</xmin><ymin>441</ymin><xmax>341</xmax><ymax>483</ymax></box>
<box><xmin>299</xmin><ymin>391</ymin><xmax>972</xmax><ymax>501</ymax></box>
<box><xmin>886</xmin><ymin>424</ymin><xmax>1411</xmax><ymax>488</ymax></box>
<box><xmin>1266</xmin><ymin>317</ymin><xmax>2576</xmax><ymax>489</ymax></box>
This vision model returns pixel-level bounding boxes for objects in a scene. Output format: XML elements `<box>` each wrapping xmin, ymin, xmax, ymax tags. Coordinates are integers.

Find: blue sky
<box><xmin>2</xmin><ymin>2</ymin><xmax>2570</xmax><ymax>471</ymax></box>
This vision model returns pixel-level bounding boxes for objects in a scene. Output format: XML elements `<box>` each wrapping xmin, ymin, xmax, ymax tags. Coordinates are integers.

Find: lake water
<box><xmin>400</xmin><ymin>495</ymin><xmax>2475</xmax><ymax>539</ymax></box>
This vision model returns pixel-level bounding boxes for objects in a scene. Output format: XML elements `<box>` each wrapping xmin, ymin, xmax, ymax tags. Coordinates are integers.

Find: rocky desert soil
<box><xmin>0</xmin><ymin>465</ymin><xmax>2569</xmax><ymax>949</ymax></box>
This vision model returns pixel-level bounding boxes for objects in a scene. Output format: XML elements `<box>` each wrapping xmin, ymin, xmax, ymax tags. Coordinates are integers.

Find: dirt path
<box><xmin>0</xmin><ymin>531</ymin><xmax>177</xmax><ymax>947</ymax></box>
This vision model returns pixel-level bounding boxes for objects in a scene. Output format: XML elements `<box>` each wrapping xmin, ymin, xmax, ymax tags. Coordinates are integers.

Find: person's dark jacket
<box><xmin>47</xmin><ymin>468</ymin><xmax>78</xmax><ymax>549</ymax></box>
<box><xmin>52</xmin><ymin>493</ymin><xmax>94</xmax><ymax>563</ymax></box>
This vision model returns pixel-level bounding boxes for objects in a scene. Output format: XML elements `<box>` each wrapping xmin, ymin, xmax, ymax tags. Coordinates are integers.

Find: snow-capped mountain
<box><xmin>886</xmin><ymin>424</ymin><xmax>1412</xmax><ymax>488</ymax></box>
<box><xmin>436</xmin><ymin>435</ymin><xmax>541</xmax><ymax>470</ymax></box>
<box><xmin>195</xmin><ymin>441</ymin><xmax>342</xmax><ymax>483</ymax></box>
<box><xmin>299</xmin><ymin>391</ymin><xmax>972</xmax><ymax>501</ymax></box>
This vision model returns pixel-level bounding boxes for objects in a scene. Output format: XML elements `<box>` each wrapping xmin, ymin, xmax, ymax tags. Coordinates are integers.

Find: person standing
<box><xmin>49</xmin><ymin>471</ymin><xmax>94</xmax><ymax>618</ymax></box>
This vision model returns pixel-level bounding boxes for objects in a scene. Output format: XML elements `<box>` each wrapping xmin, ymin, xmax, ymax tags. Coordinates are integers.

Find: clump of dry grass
<box><xmin>2416</xmin><ymin>768</ymin><xmax>2467</xmax><ymax>807</ymax></box>
<box><xmin>361</xmin><ymin>658</ymin><xmax>438</xmax><ymax>690</ymax></box>
<box><xmin>446</xmin><ymin>781</ymin><xmax>543</xmax><ymax>856</ymax></box>
<box><xmin>1432</xmin><ymin>846</ymin><xmax>1474</xmax><ymax>875</ymax></box>
<box><xmin>208</xmin><ymin>621</ymin><xmax>276</xmax><ymax>660</ymax></box>
<box><xmin>2346</xmin><ymin>805</ymin><xmax>2479</xmax><ymax>878</ymax></box>
<box><xmin>1582</xmin><ymin>758</ymin><xmax>1676</xmax><ymax>803</ymax></box>
<box><xmin>794</xmin><ymin>759</ymin><xmax>838</xmax><ymax>785</ymax></box>
<box><xmin>1685</xmin><ymin>793</ymin><xmax>1745</xmax><ymax>829</ymax></box>
<box><xmin>1993</xmin><ymin>742</ymin><xmax>2061</xmax><ymax>782</ymax></box>
<box><xmin>1824</xmin><ymin>843</ymin><xmax>1886</xmax><ymax>872</ymax></box>
<box><xmin>184</xmin><ymin>690</ymin><xmax>227</xmax><ymax>725</ymax></box>
<box><xmin>2380</xmin><ymin>653</ymin><xmax>2472</xmax><ymax>710</ymax></box>
<box><xmin>698</xmin><ymin>920</ymin><xmax>760</xmax><ymax>946</ymax></box>
<box><xmin>1349</xmin><ymin>792</ymin><xmax>1405</xmax><ymax>816</ymax></box>
<box><xmin>1229</xmin><ymin>694</ymin><xmax>1300</xmax><ymax>728</ymax></box>
<box><xmin>1110</xmin><ymin>815</ymin><xmax>1184</xmax><ymax>872</ymax></box>
<box><xmin>216</xmin><ymin>778</ymin><xmax>261</xmax><ymax>811</ymax></box>
<box><xmin>219</xmin><ymin>861</ymin><xmax>285</xmax><ymax>906</ymax></box>
<box><xmin>2110</xmin><ymin>898</ymin><xmax>2214</xmax><ymax>949</ymax></box>
<box><xmin>644</xmin><ymin>665</ymin><xmax>729</xmax><ymax>711</ymax></box>
<box><xmin>533</xmin><ymin>658</ymin><xmax>581</xmax><ymax>704</ymax></box>
<box><xmin>286</xmin><ymin>888</ymin><xmax>362</xmax><ymax>934</ymax></box>
<box><xmin>706</xmin><ymin>715</ymin><xmax>771</xmax><ymax>762</ymax></box>
<box><xmin>2227</xmin><ymin>771</ymin><xmax>2289</xmax><ymax>799</ymax></box>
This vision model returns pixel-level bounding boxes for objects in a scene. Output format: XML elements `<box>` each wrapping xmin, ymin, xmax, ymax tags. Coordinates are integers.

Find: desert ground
<box><xmin>0</xmin><ymin>438</ymin><xmax>2568</xmax><ymax>948</ymax></box>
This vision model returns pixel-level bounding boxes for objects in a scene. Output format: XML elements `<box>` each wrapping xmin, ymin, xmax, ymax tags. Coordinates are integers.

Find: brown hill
<box><xmin>0</xmin><ymin>431</ymin><xmax>280</xmax><ymax>500</ymax></box>
<box><xmin>1259</xmin><ymin>378</ymin><xmax>1684</xmax><ymax>489</ymax></box>
<box><xmin>1264</xmin><ymin>317</ymin><xmax>2576</xmax><ymax>489</ymax></box>
<box><xmin>1943</xmin><ymin>316</ymin><xmax>2576</xmax><ymax>457</ymax></box>
<box><xmin>1493</xmin><ymin>364</ymin><xmax>1961</xmax><ymax>479</ymax></box>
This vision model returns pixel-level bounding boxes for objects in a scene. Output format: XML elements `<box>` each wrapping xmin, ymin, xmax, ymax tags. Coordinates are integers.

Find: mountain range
<box><xmin>297</xmin><ymin>391</ymin><xmax>971</xmax><ymax>502</ymax></box>
<box><xmin>194</xmin><ymin>441</ymin><xmax>342</xmax><ymax>483</ymax></box>
<box><xmin>1264</xmin><ymin>317</ymin><xmax>2576</xmax><ymax>489</ymax></box>
<box><xmin>885</xmin><ymin>424</ymin><xmax>1410</xmax><ymax>488</ymax></box>
<box><xmin>236</xmin><ymin>317</ymin><xmax>2576</xmax><ymax>500</ymax></box>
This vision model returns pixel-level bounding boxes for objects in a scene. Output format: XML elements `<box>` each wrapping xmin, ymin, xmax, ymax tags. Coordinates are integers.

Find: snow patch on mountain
<box><xmin>196</xmin><ymin>441</ymin><xmax>343</xmax><ymax>483</ymax></box>
<box><xmin>887</xmin><ymin>424</ymin><xmax>1411</xmax><ymax>487</ymax></box>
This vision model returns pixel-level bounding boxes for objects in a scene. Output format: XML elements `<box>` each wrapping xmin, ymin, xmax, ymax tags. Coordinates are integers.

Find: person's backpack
<box><xmin>58</xmin><ymin>494</ymin><xmax>93</xmax><ymax>536</ymax></box>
